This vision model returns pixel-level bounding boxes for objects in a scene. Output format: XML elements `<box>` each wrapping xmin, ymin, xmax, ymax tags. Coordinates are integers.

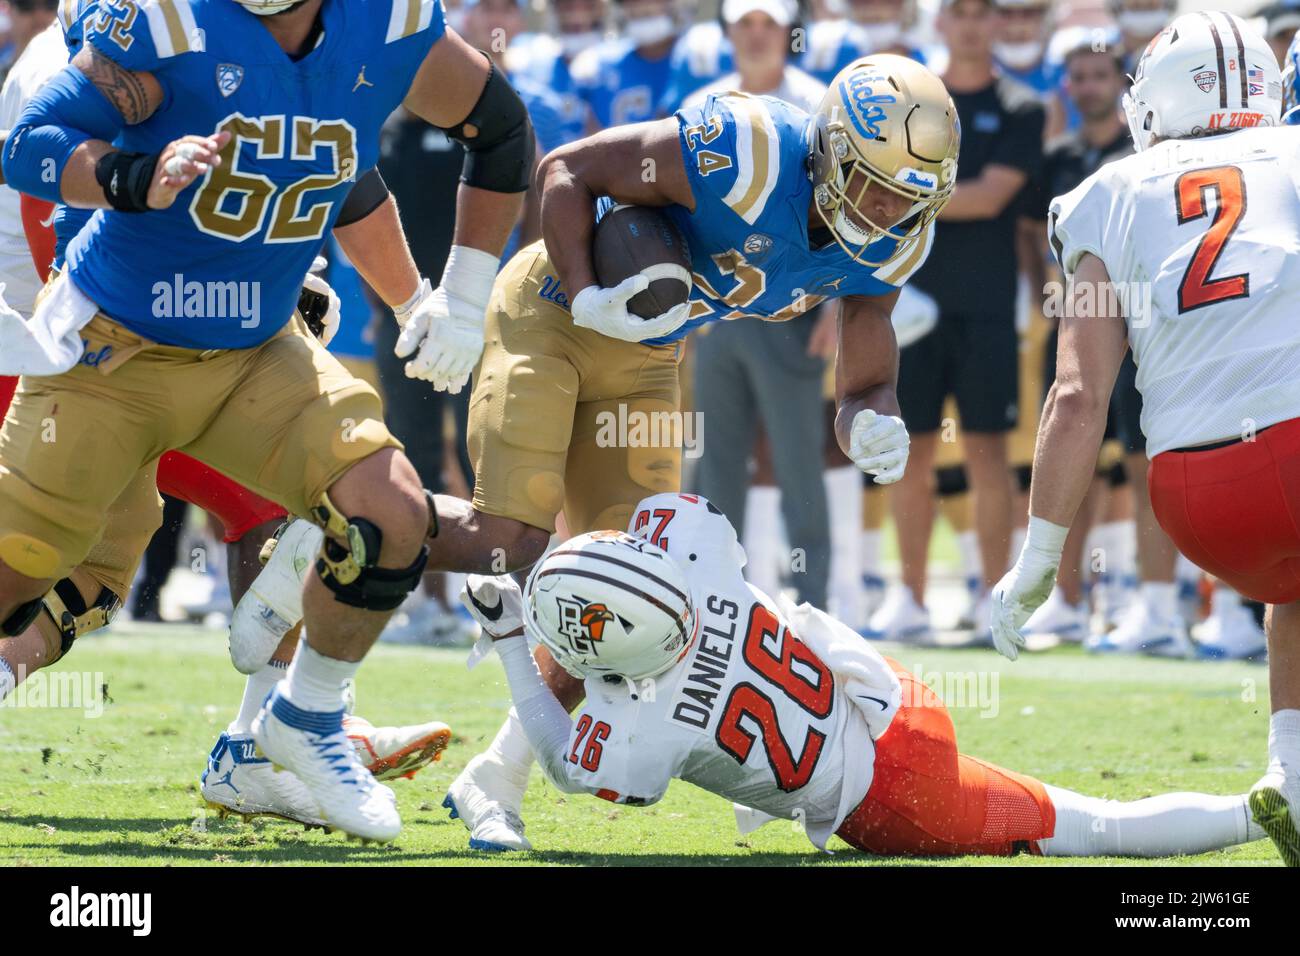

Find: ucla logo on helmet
<box><xmin>216</xmin><ymin>63</ymin><xmax>244</xmax><ymax>98</ymax></box>
<box><xmin>838</xmin><ymin>69</ymin><xmax>897</xmax><ymax>139</ymax></box>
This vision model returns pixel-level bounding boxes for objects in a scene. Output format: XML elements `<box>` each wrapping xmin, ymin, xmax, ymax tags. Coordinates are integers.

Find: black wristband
<box><xmin>94</xmin><ymin>149</ymin><xmax>159</xmax><ymax>213</ymax></box>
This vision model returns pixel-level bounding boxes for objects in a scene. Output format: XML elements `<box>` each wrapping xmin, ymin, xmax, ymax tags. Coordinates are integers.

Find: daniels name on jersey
<box><xmin>533</xmin><ymin>493</ymin><xmax>902</xmax><ymax>849</ymax></box>
<box><xmin>653</xmin><ymin>92</ymin><xmax>935</xmax><ymax>345</ymax></box>
<box><xmin>1049</xmin><ymin>126</ymin><xmax>1300</xmax><ymax>456</ymax></box>
<box><xmin>64</xmin><ymin>0</ymin><xmax>444</xmax><ymax>350</ymax></box>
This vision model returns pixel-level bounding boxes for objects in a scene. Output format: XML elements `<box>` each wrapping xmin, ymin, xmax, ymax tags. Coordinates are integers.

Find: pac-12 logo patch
<box><xmin>216</xmin><ymin>63</ymin><xmax>244</xmax><ymax>98</ymax></box>
<box><xmin>1194</xmin><ymin>70</ymin><xmax>1217</xmax><ymax>94</ymax></box>
<box><xmin>743</xmin><ymin>233</ymin><xmax>773</xmax><ymax>257</ymax></box>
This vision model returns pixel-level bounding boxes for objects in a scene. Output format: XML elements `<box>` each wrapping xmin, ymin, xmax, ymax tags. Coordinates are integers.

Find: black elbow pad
<box><xmin>336</xmin><ymin>167</ymin><xmax>390</xmax><ymax>227</ymax></box>
<box><xmin>441</xmin><ymin>60</ymin><xmax>534</xmax><ymax>194</ymax></box>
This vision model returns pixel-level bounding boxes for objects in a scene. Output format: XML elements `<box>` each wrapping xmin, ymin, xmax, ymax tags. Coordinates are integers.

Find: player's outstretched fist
<box><xmin>149</xmin><ymin>131</ymin><xmax>232</xmax><ymax>209</ymax></box>
<box><xmin>849</xmin><ymin>409</ymin><xmax>910</xmax><ymax>484</ymax></box>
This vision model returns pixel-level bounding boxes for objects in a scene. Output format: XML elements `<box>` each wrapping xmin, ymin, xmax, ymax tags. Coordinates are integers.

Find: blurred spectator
<box><xmin>1108</xmin><ymin>0</ymin><xmax>1174</xmax><ymax>70</ymax></box>
<box><xmin>0</xmin><ymin>0</ymin><xmax>55</xmax><ymax>83</ymax></box>
<box><xmin>572</xmin><ymin>0</ymin><xmax>680</xmax><ymax>127</ymax></box>
<box><xmin>873</xmin><ymin>0</ymin><xmax>1044</xmax><ymax>642</ymax></box>
<box><xmin>687</xmin><ymin>0</ymin><xmax>834</xmax><ymax>611</ymax></box>
<box><xmin>660</xmin><ymin>14</ymin><xmax>732</xmax><ymax>113</ymax></box>
<box><xmin>1256</xmin><ymin>1</ymin><xmax>1300</xmax><ymax>66</ymax></box>
<box><xmin>507</xmin><ymin>0</ymin><xmax>603</xmax><ymax>142</ymax></box>
<box><xmin>802</xmin><ymin>0</ymin><xmax>927</xmax><ymax>84</ymax></box>
<box><xmin>993</xmin><ymin>0</ymin><xmax>1066</xmax><ymax>136</ymax></box>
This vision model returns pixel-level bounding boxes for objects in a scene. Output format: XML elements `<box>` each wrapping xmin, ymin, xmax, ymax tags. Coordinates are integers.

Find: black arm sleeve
<box><xmin>335</xmin><ymin>167</ymin><xmax>390</xmax><ymax>227</ymax></box>
<box><xmin>438</xmin><ymin>59</ymin><xmax>534</xmax><ymax>194</ymax></box>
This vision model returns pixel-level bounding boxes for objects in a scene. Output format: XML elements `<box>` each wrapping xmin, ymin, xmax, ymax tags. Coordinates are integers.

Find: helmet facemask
<box><xmin>811</xmin><ymin>117</ymin><xmax>949</xmax><ymax>267</ymax></box>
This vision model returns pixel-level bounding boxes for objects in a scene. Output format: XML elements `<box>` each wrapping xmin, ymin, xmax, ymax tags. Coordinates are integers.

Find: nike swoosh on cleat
<box><xmin>466</xmin><ymin>589</ymin><xmax>503</xmax><ymax>621</ymax></box>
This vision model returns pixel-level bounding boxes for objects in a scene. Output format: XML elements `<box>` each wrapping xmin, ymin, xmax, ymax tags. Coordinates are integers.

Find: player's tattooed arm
<box><xmin>833</xmin><ymin>291</ymin><xmax>903</xmax><ymax>455</ymax></box>
<box><xmin>71</xmin><ymin>44</ymin><xmax>163</xmax><ymax>126</ymax></box>
<box><xmin>538</xmin><ymin>119</ymin><xmax>694</xmax><ymax>297</ymax></box>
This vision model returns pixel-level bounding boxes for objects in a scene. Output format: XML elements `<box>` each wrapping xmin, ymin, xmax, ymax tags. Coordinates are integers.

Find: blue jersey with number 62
<box><xmin>64</xmin><ymin>0</ymin><xmax>444</xmax><ymax>349</ymax></box>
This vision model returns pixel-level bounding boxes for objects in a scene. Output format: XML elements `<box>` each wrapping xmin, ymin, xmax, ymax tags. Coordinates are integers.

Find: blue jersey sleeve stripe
<box><xmin>719</xmin><ymin>95</ymin><xmax>780</xmax><ymax>226</ymax></box>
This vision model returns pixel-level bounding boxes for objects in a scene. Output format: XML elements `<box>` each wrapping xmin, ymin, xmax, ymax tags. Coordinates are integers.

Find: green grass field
<box><xmin>0</xmin><ymin>625</ymin><xmax>1281</xmax><ymax>866</ymax></box>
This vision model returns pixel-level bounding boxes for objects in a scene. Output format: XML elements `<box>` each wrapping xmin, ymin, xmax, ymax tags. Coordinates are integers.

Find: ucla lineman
<box><xmin>441</xmin><ymin>54</ymin><xmax>961</xmax><ymax>850</ymax></box>
<box><xmin>0</xmin><ymin>0</ymin><xmax>533</xmax><ymax>842</ymax></box>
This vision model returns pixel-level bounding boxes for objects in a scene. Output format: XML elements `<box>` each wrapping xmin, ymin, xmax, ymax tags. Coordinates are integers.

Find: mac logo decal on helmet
<box><xmin>524</xmin><ymin>531</ymin><xmax>698</xmax><ymax>682</ymax></box>
<box><xmin>1122</xmin><ymin>11</ymin><xmax>1282</xmax><ymax>151</ymax></box>
<box><xmin>810</xmin><ymin>54</ymin><xmax>960</xmax><ymax>268</ymax></box>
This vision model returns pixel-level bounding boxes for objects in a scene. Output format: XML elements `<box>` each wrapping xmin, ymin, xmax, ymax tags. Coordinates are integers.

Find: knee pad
<box><xmin>310</xmin><ymin>490</ymin><xmax>432</xmax><ymax>611</ymax></box>
<box><xmin>2</xmin><ymin>596</ymin><xmax>43</xmax><ymax>637</ymax></box>
<box><xmin>41</xmin><ymin>578</ymin><xmax>122</xmax><ymax>659</ymax></box>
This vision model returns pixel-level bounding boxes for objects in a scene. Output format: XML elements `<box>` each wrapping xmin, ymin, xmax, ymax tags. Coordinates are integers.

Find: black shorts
<box><xmin>897</xmin><ymin>313</ymin><xmax>1019</xmax><ymax>434</ymax></box>
<box><xmin>1042</xmin><ymin>324</ymin><xmax>1144</xmax><ymax>455</ymax></box>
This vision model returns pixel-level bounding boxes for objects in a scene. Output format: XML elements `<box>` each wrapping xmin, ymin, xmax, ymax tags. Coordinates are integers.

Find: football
<box><xmin>592</xmin><ymin>204</ymin><xmax>693</xmax><ymax>319</ymax></box>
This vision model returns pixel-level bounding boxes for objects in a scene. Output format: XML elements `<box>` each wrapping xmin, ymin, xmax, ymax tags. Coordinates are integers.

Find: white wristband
<box><xmin>392</xmin><ymin>276</ymin><xmax>432</xmax><ymax>323</ymax></box>
<box><xmin>440</xmin><ymin>244</ymin><xmax>500</xmax><ymax>312</ymax></box>
<box><xmin>1024</xmin><ymin>515</ymin><xmax>1069</xmax><ymax>560</ymax></box>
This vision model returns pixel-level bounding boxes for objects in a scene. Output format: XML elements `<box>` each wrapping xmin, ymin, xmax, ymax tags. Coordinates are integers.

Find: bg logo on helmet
<box><xmin>556</xmin><ymin>597</ymin><xmax>615</xmax><ymax>654</ymax></box>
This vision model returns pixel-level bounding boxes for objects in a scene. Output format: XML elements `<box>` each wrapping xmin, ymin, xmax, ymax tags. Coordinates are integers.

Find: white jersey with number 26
<box><xmin>531</xmin><ymin>493</ymin><xmax>900</xmax><ymax>850</ymax></box>
<box><xmin>1049</xmin><ymin>126</ymin><xmax>1300</xmax><ymax>456</ymax></box>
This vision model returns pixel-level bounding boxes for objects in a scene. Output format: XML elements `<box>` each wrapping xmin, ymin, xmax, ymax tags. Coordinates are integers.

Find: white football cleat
<box><xmin>1086</xmin><ymin>599</ymin><xmax>1192</xmax><ymax>658</ymax></box>
<box><xmin>865</xmin><ymin>586</ymin><xmax>931</xmax><ymax>643</ymax></box>
<box><xmin>443</xmin><ymin>753</ymin><xmax>532</xmax><ymax>852</ymax></box>
<box><xmin>1022</xmin><ymin>587</ymin><xmax>1089</xmax><ymax>643</ymax></box>
<box><xmin>344</xmin><ymin>714</ymin><xmax>452</xmax><ymax>782</ymax></box>
<box><xmin>1193</xmin><ymin>594</ymin><xmax>1267</xmax><ymax>661</ymax></box>
<box><xmin>252</xmin><ymin>687</ymin><xmax>400</xmax><ymax>842</ymax></box>
<box><xmin>201</xmin><ymin>731</ymin><xmax>327</xmax><ymax>828</ymax></box>
<box><xmin>228</xmin><ymin>519</ymin><xmax>323</xmax><ymax>674</ymax></box>
<box><xmin>1250</xmin><ymin>763</ymin><xmax>1299</xmax><ymax>867</ymax></box>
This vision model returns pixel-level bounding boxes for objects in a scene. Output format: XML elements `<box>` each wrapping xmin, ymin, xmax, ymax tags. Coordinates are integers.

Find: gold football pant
<box><xmin>469</xmin><ymin>242</ymin><xmax>684</xmax><ymax>536</ymax></box>
<box><xmin>0</xmin><ymin>280</ymin><xmax>399</xmax><ymax>589</ymax></box>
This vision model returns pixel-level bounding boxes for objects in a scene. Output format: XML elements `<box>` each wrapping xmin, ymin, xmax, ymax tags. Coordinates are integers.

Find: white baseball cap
<box><xmin>722</xmin><ymin>0</ymin><xmax>797</xmax><ymax>27</ymax></box>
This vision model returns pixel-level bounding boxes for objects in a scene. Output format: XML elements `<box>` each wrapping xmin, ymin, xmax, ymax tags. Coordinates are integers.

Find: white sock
<box><xmin>230</xmin><ymin>659</ymin><xmax>288</xmax><ymax>735</ymax></box>
<box><xmin>1113</xmin><ymin>519</ymin><xmax>1137</xmax><ymax>582</ymax></box>
<box><xmin>1209</xmin><ymin>583</ymin><xmax>1241</xmax><ymax>616</ymax></box>
<box><xmin>860</xmin><ymin>529</ymin><xmax>883</xmax><ymax>579</ymax></box>
<box><xmin>282</xmin><ymin>640</ymin><xmax>359</xmax><ymax>713</ymax></box>
<box><xmin>479</xmin><ymin>708</ymin><xmax>535</xmax><ymax>812</ymax></box>
<box><xmin>824</xmin><ymin>466</ymin><xmax>862</xmax><ymax>618</ymax></box>
<box><xmin>1269</xmin><ymin>709</ymin><xmax>1300</xmax><ymax>775</ymax></box>
<box><xmin>0</xmin><ymin>657</ymin><xmax>14</xmax><ymax>705</ymax></box>
<box><xmin>1140</xmin><ymin>581</ymin><xmax>1178</xmax><ymax>621</ymax></box>
<box><xmin>1039</xmin><ymin>784</ymin><xmax>1262</xmax><ymax>857</ymax></box>
<box><xmin>743</xmin><ymin>485</ymin><xmax>785</xmax><ymax>598</ymax></box>
<box><xmin>957</xmin><ymin>530</ymin><xmax>981</xmax><ymax>583</ymax></box>
<box><xmin>1176</xmin><ymin>551</ymin><xmax>1201</xmax><ymax>585</ymax></box>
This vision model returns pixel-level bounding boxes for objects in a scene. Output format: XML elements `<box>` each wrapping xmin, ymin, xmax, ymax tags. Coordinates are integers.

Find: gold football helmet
<box><xmin>811</xmin><ymin>54</ymin><xmax>960</xmax><ymax>267</ymax></box>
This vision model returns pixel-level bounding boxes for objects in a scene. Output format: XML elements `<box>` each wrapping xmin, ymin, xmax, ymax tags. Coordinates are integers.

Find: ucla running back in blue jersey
<box><xmin>572</xmin><ymin>37</ymin><xmax>673</xmax><ymax>128</ymax></box>
<box><xmin>50</xmin><ymin>0</ymin><xmax>96</xmax><ymax>264</ymax></box>
<box><xmin>623</xmin><ymin>92</ymin><xmax>932</xmax><ymax>345</ymax></box>
<box><xmin>56</xmin><ymin>0</ymin><xmax>444</xmax><ymax>350</ymax></box>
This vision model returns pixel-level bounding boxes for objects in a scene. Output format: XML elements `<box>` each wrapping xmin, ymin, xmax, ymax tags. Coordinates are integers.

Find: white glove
<box><xmin>989</xmin><ymin>516</ymin><xmax>1068</xmax><ymax>661</ymax></box>
<box><xmin>570</xmin><ymin>276</ymin><xmax>691</xmax><ymax>343</ymax></box>
<box><xmin>393</xmin><ymin>245</ymin><xmax>499</xmax><ymax>394</ymax></box>
<box><xmin>300</xmin><ymin>256</ymin><xmax>341</xmax><ymax>348</ymax></box>
<box><xmin>849</xmin><ymin>409</ymin><xmax>910</xmax><ymax>484</ymax></box>
<box><xmin>461</xmin><ymin>574</ymin><xmax>526</xmax><ymax>639</ymax></box>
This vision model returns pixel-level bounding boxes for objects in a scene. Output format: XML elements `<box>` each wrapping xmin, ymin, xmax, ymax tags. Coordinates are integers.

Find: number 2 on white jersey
<box><xmin>1174</xmin><ymin>165</ymin><xmax>1250</xmax><ymax>314</ymax></box>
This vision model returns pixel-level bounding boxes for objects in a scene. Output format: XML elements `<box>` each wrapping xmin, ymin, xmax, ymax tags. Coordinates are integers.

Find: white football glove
<box><xmin>393</xmin><ymin>245</ymin><xmax>498</xmax><ymax>394</ymax></box>
<box><xmin>570</xmin><ymin>275</ymin><xmax>691</xmax><ymax>343</ymax></box>
<box><xmin>989</xmin><ymin>517</ymin><xmax>1068</xmax><ymax>661</ymax></box>
<box><xmin>300</xmin><ymin>256</ymin><xmax>342</xmax><ymax>348</ymax></box>
<box><xmin>849</xmin><ymin>409</ymin><xmax>910</xmax><ymax>484</ymax></box>
<box><xmin>461</xmin><ymin>574</ymin><xmax>526</xmax><ymax>640</ymax></box>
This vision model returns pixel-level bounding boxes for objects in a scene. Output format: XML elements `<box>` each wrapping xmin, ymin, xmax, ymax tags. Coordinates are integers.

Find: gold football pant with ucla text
<box><xmin>469</xmin><ymin>242</ymin><xmax>684</xmax><ymax>536</ymax></box>
<box><xmin>0</xmin><ymin>281</ymin><xmax>400</xmax><ymax>595</ymax></box>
